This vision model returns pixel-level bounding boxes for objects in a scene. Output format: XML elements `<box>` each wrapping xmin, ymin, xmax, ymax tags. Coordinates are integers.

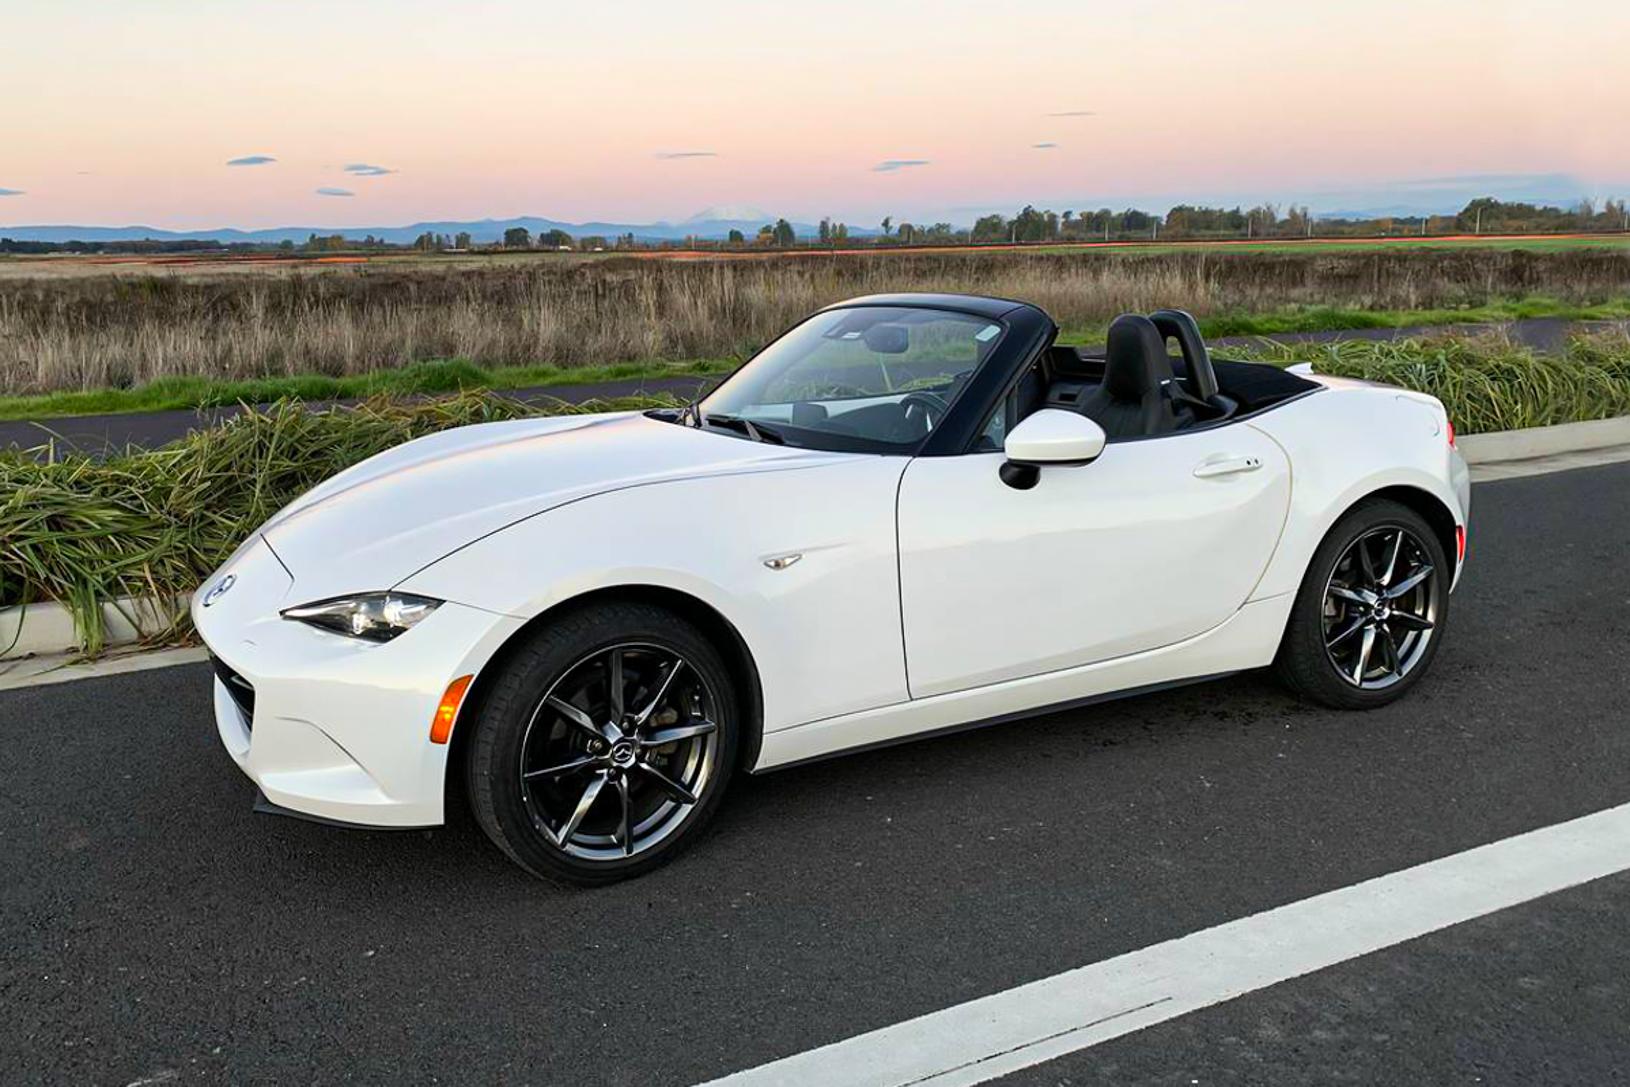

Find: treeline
<box><xmin>388</xmin><ymin>196</ymin><xmax>1630</xmax><ymax>253</ymax></box>
<box><xmin>907</xmin><ymin>197</ymin><xmax>1630</xmax><ymax>245</ymax></box>
<box><xmin>5</xmin><ymin>197</ymin><xmax>1627</xmax><ymax>257</ymax></box>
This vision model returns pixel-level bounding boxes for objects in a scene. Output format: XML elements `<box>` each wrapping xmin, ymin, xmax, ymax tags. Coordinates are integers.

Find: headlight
<box><xmin>280</xmin><ymin>592</ymin><xmax>442</xmax><ymax>642</ymax></box>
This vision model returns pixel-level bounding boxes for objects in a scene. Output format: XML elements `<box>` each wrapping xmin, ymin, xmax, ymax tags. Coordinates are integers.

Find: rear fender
<box><xmin>1248</xmin><ymin>386</ymin><xmax>1464</xmax><ymax>602</ymax></box>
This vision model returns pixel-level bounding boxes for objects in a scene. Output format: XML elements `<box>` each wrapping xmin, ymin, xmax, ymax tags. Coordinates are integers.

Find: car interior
<box><xmin>983</xmin><ymin>310</ymin><xmax>1321</xmax><ymax>448</ymax></box>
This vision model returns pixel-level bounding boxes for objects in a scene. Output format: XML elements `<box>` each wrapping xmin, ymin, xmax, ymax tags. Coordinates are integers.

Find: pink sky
<box><xmin>2</xmin><ymin>0</ymin><xmax>1626</xmax><ymax>227</ymax></box>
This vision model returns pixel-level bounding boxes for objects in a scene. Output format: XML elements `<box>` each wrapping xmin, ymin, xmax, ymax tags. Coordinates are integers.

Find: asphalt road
<box><xmin>1</xmin><ymin>318</ymin><xmax>1614</xmax><ymax>455</ymax></box>
<box><xmin>3</xmin><ymin>460</ymin><xmax>1629</xmax><ymax>1084</ymax></box>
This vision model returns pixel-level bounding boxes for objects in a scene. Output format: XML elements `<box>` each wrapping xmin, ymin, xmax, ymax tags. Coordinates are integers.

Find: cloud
<box><xmin>227</xmin><ymin>155</ymin><xmax>277</xmax><ymax>166</ymax></box>
<box><xmin>0</xmin><ymin>187</ymin><xmax>24</xmax><ymax>196</ymax></box>
<box><xmin>1032</xmin><ymin>142</ymin><xmax>1059</xmax><ymax>149</ymax></box>
<box><xmin>872</xmin><ymin>159</ymin><xmax>930</xmax><ymax>172</ymax></box>
<box><xmin>315</xmin><ymin>187</ymin><xmax>355</xmax><ymax>197</ymax></box>
<box><xmin>344</xmin><ymin>163</ymin><xmax>396</xmax><ymax>176</ymax></box>
<box><xmin>655</xmin><ymin>151</ymin><xmax>718</xmax><ymax>160</ymax></box>
<box><xmin>1047</xmin><ymin>110</ymin><xmax>1096</xmax><ymax>117</ymax></box>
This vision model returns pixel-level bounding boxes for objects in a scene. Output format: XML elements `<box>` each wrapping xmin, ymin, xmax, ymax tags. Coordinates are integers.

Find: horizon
<box><xmin>3</xmin><ymin>0</ymin><xmax>1628</xmax><ymax>230</ymax></box>
<box><xmin>6</xmin><ymin>174</ymin><xmax>1624</xmax><ymax>241</ymax></box>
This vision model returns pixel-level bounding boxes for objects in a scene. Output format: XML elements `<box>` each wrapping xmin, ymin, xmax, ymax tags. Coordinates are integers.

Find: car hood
<box><xmin>258</xmin><ymin>411</ymin><xmax>847</xmax><ymax>601</ymax></box>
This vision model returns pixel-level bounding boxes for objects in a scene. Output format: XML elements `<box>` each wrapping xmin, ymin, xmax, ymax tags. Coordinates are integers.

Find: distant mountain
<box><xmin>683</xmin><ymin>204</ymin><xmax>771</xmax><ymax>224</ymax></box>
<box><xmin>0</xmin><ymin>212</ymin><xmax>838</xmax><ymax>246</ymax></box>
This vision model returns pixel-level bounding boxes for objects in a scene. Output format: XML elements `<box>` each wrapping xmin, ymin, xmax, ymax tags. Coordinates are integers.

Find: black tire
<box><xmin>465</xmin><ymin>601</ymin><xmax>740</xmax><ymax>886</ymax></box>
<box><xmin>1274</xmin><ymin>498</ymin><xmax>1450</xmax><ymax>710</ymax></box>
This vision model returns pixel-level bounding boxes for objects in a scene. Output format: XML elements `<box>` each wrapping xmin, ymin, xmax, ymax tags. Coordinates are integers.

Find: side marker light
<box><xmin>431</xmin><ymin>675</ymin><xmax>474</xmax><ymax>744</ymax></box>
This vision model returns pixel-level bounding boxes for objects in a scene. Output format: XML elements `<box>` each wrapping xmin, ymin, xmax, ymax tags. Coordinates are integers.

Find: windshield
<box><xmin>693</xmin><ymin>305</ymin><xmax>1005</xmax><ymax>453</ymax></box>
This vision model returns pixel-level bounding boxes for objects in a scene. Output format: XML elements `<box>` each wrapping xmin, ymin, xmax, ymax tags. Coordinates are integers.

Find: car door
<box><xmin>895</xmin><ymin>423</ymin><xmax>1291</xmax><ymax>698</ymax></box>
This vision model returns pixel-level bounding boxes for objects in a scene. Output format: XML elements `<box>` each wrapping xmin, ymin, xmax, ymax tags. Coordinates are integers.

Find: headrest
<box><xmin>1103</xmin><ymin>314</ymin><xmax>1174</xmax><ymax>401</ymax></box>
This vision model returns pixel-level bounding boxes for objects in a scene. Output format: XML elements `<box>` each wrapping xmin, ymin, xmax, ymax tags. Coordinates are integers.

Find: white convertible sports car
<box><xmin>194</xmin><ymin>294</ymin><xmax>1471</xmax><ymax>884</ymax></box>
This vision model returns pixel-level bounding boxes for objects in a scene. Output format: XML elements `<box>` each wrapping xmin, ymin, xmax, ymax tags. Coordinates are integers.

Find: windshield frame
<box><xmin>686</xmin><ymin>300</ymin><xmax>1025</xmax><ymax>456</ymax></box>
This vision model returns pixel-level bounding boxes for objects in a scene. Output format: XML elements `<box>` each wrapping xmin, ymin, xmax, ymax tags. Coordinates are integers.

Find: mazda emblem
<box><xmin>202</xmin><ymin>574</ymin><xmax>236</xmax><ymax>607</ymax></box>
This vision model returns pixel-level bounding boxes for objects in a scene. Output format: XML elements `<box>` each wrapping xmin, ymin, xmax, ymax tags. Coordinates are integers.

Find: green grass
<box><xmin>1229</xmin><ymin>329</ymin><xmax>1630</xmax><ymax>434</ymax></box>
<box><xmin>0</xmin><ymin>391</ymin><xmax>674</xmax><ymax>653</ymax></box>
<box><xmin>1053</xmin><ymin>296</ymin><xmax>1630</xmax><ymax>345</ymax></box>
<box><xmin>1029</xmin><ymin>234</ymin><xmax>1630</xmax><ymax>257</ymax></box>
<box><xmin>0</xmin><ymin>357</ymin><xmax>734</xmax><ymax>422</ymax></box>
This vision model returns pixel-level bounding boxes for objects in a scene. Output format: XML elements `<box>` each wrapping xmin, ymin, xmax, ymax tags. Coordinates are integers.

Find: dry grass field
<box><xmin>3</xmin><ymin>245</ymin><xmax>1629</xmax><ymax>396</ymax></box>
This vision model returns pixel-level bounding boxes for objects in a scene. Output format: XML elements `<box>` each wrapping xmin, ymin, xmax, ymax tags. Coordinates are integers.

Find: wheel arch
<box><xmin>1348</xmin><ymin>483</ymin><xmax>1459</xmax><ymax>573</ymax></box>
<box><xmin>444</xmin><ymin>584</ymin><xmax>766</xmax><ymax>815</ymax></box>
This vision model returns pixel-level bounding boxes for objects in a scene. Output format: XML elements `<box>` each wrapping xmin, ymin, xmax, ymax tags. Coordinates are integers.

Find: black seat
<box><xmin>1076</xmin><ymin>314</ymin><xmax>1177</xmax><ymax>438</ymax></box>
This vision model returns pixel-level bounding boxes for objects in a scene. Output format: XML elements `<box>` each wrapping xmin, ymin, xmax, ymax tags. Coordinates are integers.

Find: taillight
<box><xmin>1446</xmin><ymin>420</ymin><xmax>1456</xmax><ymax>447</ymax></box>
<box><xmin>1455</xmin><ymin>525</ymin><xmax>1466</xmax><ymax>563</ymax></box>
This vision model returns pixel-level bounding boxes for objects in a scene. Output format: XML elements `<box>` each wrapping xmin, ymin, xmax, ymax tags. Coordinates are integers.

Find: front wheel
<box><xmin>1274</xmin><ymin>499</ymin><xmax>1449</xmax><ymax>709</ymax></box>
<box><xmin>465</xmin><ymin>602</ymin><xmax>740</xmax><ymax>885</ymax></box>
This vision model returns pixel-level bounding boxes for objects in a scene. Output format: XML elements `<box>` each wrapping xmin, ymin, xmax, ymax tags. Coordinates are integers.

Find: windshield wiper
<box><xmin>701</xmin><ymin>413</ymin><xmax>786</xmax><ymax>445</ymax></box>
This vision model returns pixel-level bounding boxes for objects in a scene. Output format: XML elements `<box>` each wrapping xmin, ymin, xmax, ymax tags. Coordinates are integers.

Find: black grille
<box><xmin>210</xmin><ymin>655</ymin><xmax>256</xmax><ymax>729</ymax></box>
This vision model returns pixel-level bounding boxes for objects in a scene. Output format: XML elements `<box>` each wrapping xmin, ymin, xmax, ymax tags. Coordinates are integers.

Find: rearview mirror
<box><xmin>1000</xmin><ymin>409</ymin><xmax>1106</xmax><ymax>489</ymax></box>
<box><xmin>862</xmin><ymin>324</ymin><xmax>910</xmax><ymax>354</ymax></box>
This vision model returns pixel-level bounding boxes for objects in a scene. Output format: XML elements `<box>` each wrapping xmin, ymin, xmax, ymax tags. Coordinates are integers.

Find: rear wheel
<box><xmin>466</xmin><ymin>602</ymin><xmax>739</xmax><ymax>885</ymax></box>
<box><xmin>1274</xmin><ymin>499</ymin><xmax>1448</xmax><ymax>709</ymax></box>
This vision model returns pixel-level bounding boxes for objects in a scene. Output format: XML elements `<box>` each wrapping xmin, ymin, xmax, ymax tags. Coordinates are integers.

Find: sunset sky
<box><xmin>2</xmin><ymin>0</ymin><xmax>1627</xmax><ymax>228</ymax></box>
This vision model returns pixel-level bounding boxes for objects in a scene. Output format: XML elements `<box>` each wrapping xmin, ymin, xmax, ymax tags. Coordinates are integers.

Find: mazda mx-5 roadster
<box><xmin>193</xmin><ymin>294</ymin><xmax>1471</xmax><ymax>884</ymax></box>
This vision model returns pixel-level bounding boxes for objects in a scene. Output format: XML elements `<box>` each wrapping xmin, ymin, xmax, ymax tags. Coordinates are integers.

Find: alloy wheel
<box><xmin>518</xmin><ymin>642</ymin><xmax>720</xmax><ymax>860</ymax></box>
<box><xmin>1321</xmin><ymin>525</ymin><xmax>1438</xmax><ymax>689</ymax></box>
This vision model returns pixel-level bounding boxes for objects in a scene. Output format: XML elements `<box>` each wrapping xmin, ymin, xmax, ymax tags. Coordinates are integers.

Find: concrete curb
<box><xmin>1456</xmin><ymin>413</ymin><xmax>1630</xmax><ymax>464</ymax></box>
<box><xmin>4</xmin><ymin>412</ymin><xmax>1629</xmax><ymax>663</ymax></box>
<box><xmin>0</xmin><ymin>645</ymin><xmax>209</xmax><ymax>691</ymax></box>
<box><xmin>1</xmin><ymin>594</ymin><xmax>188</xmax><ymax>663</ymax></box>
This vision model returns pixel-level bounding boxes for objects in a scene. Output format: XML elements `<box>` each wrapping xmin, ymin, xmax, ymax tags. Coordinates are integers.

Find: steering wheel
<box><xmin>900</xmin><ymin>391</ymin><xmax>951</xmax><ymax>434</ymax></box>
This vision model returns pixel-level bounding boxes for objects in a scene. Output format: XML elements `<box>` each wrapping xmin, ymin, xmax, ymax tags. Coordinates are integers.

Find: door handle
<box><xmin>1193</xmin><ymin>455</ymin><xmax>1263</xmax><ymax>479</ymax></box>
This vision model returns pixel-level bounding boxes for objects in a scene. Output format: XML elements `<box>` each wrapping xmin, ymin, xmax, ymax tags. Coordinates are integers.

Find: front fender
<box><xmin>396</xmin><ymin>459</ymin><xmax>910</xmax><ymax>733</ymax></box>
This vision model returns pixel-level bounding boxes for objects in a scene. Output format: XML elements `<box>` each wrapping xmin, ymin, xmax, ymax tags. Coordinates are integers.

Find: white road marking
<box><xmin>698</xmin><ymin>801</ymin><xmax>1630</xmax><ymax>1087</ymax></box>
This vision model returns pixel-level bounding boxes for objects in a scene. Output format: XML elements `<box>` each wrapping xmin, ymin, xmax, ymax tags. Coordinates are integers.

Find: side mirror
<box><xmin>1000</xmin><ymin>409</ymin><xmax>1107</xmax><ymax>489</ymax></box>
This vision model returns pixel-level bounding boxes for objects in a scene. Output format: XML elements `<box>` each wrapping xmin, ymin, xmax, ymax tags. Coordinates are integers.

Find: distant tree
<box><xmin>1011</xmin><ymin>205</ymin><xmax>1051</xmax><ymax>242</ymax></box>
<box><xmin>503</xmin><ymin>226</ymin><xmax>532</xmax><ymax>248</ymax></box>
<box><xmin>773</xmin><ymin>218</ymin><xmax>796</xmax><ymax>246</ymax></box>
<box><xmin>1245</xmin><ymin>203</ymin><xmax>1280</xmax><ymax>237</ymax></box>
<box><xmin>756</xmin><ymin>224</ymin><xmax>776</xmax><ymax>245</ymax></box>
<box><xmin>971</xmin><ymin>214</ymin><xmax>1007</xmax><ymax>242</ymax></box>
<box><xmin>833</xmin><ymin>222</ymin><xmax>849</xmax><ymax>241</ymax></box>
<box><xmin>727</xmin><ymin>228</ymin><xmax>746</xmax><ymax>245</ymax></box>
<box><xmin>1119</xmin><ymin>209</ymin><xmax>1153</xmax><ymax>232</ymax></box>
<box><xmin>538</xmin><ymin>228</ymin><xmax>572</xmax><ymax>248</ymax></box>
<box><xmin>896</xmin><ymin>221</ymin><xmax>915</xmax><ymax>243</ymax></box>
<box><xmin>579</xmin><ymin>235</ymin><xmax>609</xmax><ymax>250</ymax></box>
<box><xmin>454</xmin><ymin>231</ymin><xmax>473</xmax><ymax>249</ymax></box>
<box><xmin>880</xmin><ymin>216</ymin><xmax>893</xmax><ymax>236</ymax></box>
<box><xmin>818</xmin><ymin>217</ymin><xmax>832</xmax><ymax>244</ymax></box>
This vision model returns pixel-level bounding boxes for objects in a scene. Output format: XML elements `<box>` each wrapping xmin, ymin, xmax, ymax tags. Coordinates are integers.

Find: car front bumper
<box><xmin>194</xmin><ymin>537</ymin><xmax>523</xmax><ymax>828</ymax></box>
